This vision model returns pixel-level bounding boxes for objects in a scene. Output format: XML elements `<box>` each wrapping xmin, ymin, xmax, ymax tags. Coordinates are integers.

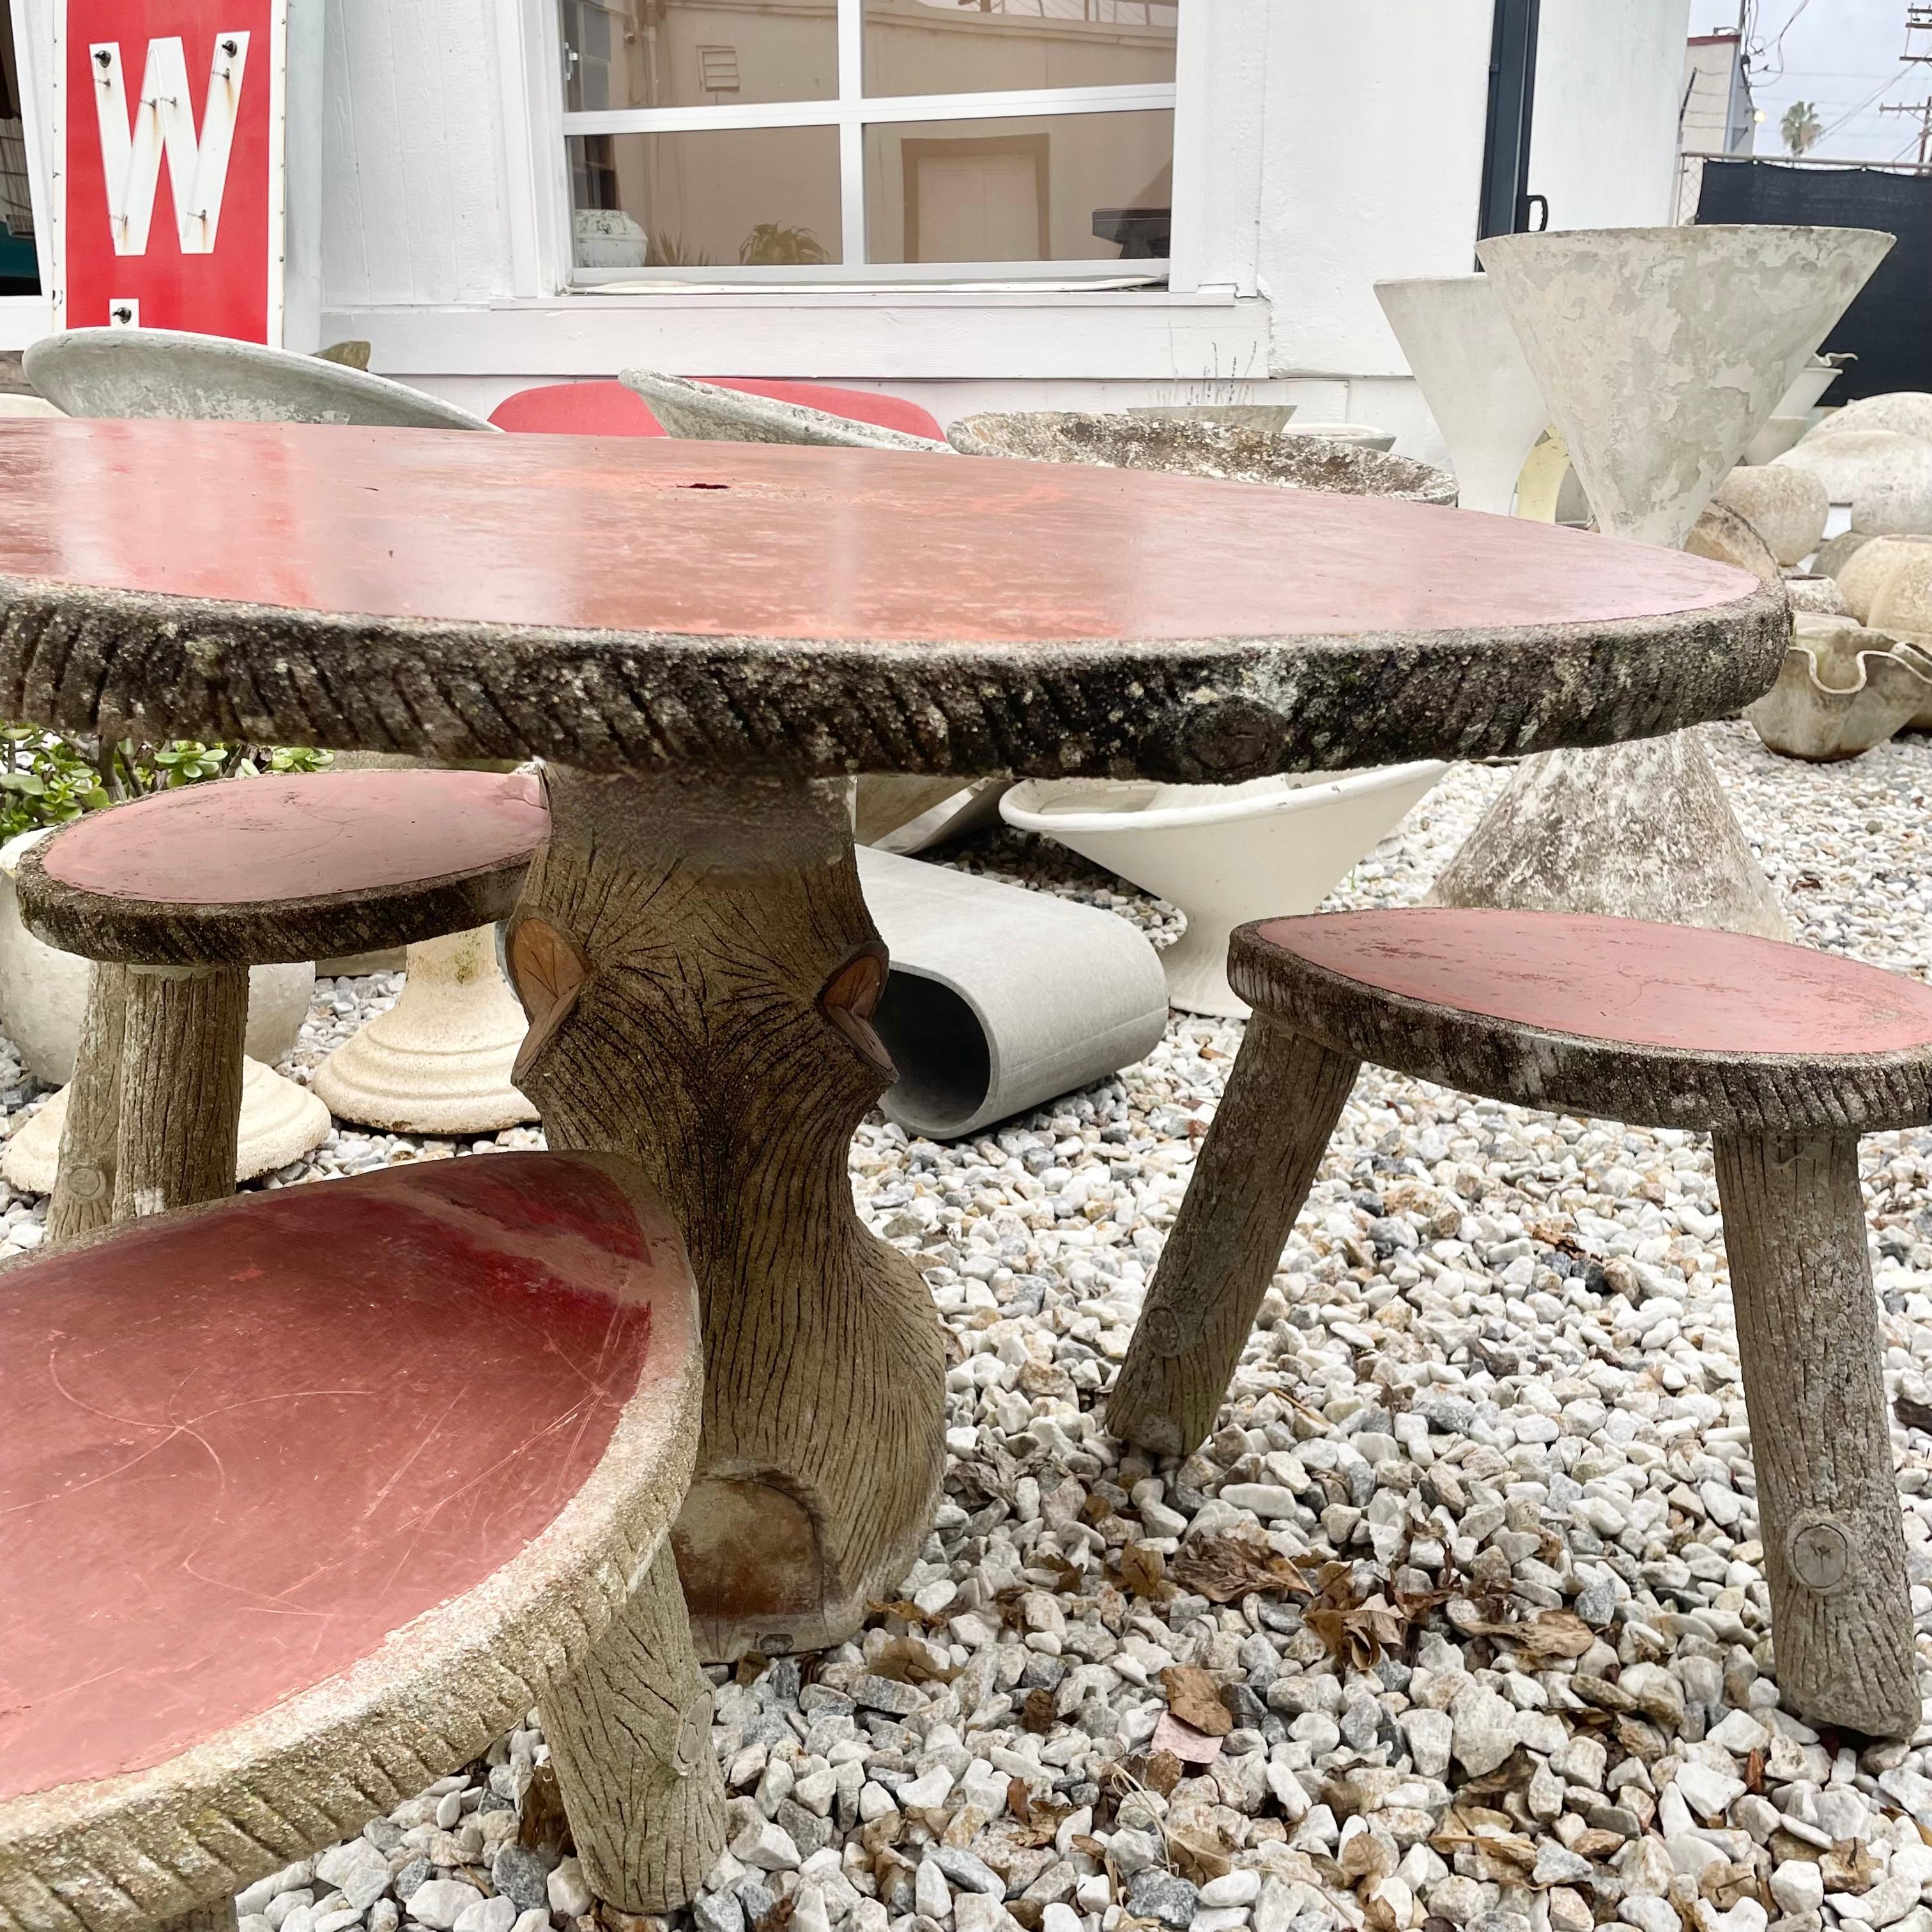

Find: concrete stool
<box><xmin>15</xmin><ymin>769</ymin><xmax>549</xmax><ymax>1237</ymax></box>
<box><xmin>0</xmin><ymin>1149</ymin><xmax>724</xmax><ymax>1929</ymax></box>
<box><xmin>1112</xmin><ymin>907</ymin><xmax>1932</xmax><ymax>1738</ymax></box>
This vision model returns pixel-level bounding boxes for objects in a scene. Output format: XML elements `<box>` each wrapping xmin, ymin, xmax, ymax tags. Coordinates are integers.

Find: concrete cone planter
<box><xmin>853</xmin><ymin>847</ymin><xmax>1167</xmax><ymax>1140</ymax></box>
<box><xmin>310</xmin><ymin>925</ymin><xmax>537</xmax><ymax>1133</ymax></box>
<box><xmin>0</xmin><ymin>827</ymin><xmax>313</xmax><ymax>1085</ymax></box>
<box><xmin>1441</xmin><ymin>225</ymin><xmax>1890</xmax><ymax>936</ymax></box>
<box><xmin>1374</xmin><ymin>274</ymin><xmax>1550</xmax><ymax>514</ymax></box>
<box><xmin>2</xmin><ymin>1054</ymin><xmax>330</xmax><ymax>1192</ymax></box>
<box><xmin>1003</xmin><ymin>765</ymin><xmax>1448</xmax><ymax>1017</ymax></box>
<box><xmin>1745</xmin><ymin>617</ymin><xmax>1932</xmax><ymax>761</ymax></box>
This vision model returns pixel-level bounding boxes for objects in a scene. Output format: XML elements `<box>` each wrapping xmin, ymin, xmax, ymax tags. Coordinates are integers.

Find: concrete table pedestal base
<box><xmin>506</xmin><ymin>767</ymin><xmax>946</xmax><ymax>1662</ymax></box>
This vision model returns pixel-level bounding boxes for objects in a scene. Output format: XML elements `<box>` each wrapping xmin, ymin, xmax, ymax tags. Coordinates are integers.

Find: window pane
<box><xmin>865</xmin><ymin>110</ymin><xmax>1172</xmax><ymax>265</ymax></box>
<box><xmin>562</xmin><ymin>0</ymin><xmax>836</xmax><ymax>111</ymax></box>
<box><xmin>863</xmin><ymin>0</ymin><xmax>1176</xmax><ymax>99</ymax></box>
<box><xmin>569</xmin><ymin>128</ymin><xmax>843</xmax><ymax>270</ymax></box>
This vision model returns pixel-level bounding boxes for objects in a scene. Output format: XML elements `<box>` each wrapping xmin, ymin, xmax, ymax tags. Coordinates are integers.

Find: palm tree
<box><xmin>1781</xmin><ymin>100</ymin><xmax>1823</xmax><ymax>156</ymax></box>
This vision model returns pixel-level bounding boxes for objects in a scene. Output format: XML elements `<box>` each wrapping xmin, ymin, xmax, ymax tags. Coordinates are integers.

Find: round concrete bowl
<box><xmin>1281</xmin><ymin>422</ymin><xmax>1398</xmax><ymax>452</ymax></box>
<box><xmin>1002</xmin><ymin>765</ymin><xmax>1449</xmax><ymax>1018</ymax></box>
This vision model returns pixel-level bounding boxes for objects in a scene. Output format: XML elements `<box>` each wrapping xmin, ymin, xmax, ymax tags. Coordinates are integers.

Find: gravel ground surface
<box><xmin>10</xmin><ymin>721</ymin><xmax>1932</xmax><ymax>1932</ymax></box>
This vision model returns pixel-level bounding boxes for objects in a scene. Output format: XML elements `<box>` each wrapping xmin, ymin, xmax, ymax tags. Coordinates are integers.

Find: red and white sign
<box><xmin>53</xmin><ymin>0</ymin><xmax>287</xmax><ymax>341</ymax></box>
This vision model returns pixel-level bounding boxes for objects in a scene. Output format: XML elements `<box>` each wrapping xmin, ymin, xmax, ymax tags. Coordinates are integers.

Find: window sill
<box><xmin>325</xmin><ymin>284</ymin><xmax>1266</xmax><ymax>382</ymax></box>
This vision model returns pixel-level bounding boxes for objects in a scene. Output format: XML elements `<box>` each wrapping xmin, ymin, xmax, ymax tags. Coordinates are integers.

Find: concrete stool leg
<box><xmin>158</xmin><ymin>1906</ymin><xmax>237</xmax><ymax>1932</ymax></box>
<box><xmin>1712</xmin><ymin>1130</ymin><xmax>1919</xmax><ymax>1736</ymax></box>
<box><xmin>47</xmin><ymin>961</ymin><xmax>130</xmax><ymax>1242</ymax></box>
<box><xmin>539</xmin><ymin>1543</ymin><xmax>726</xmax><ymax>1912</ymax></box>
<box><xmin>114</xmin><ymin>963</ymin><xmax>248</xmax><ymax>1220</ymax></box>
<box><xmin>1110</xmin><ymin>1021</ymin><xmax>1359</xmax><ymax>1455</ymax></box>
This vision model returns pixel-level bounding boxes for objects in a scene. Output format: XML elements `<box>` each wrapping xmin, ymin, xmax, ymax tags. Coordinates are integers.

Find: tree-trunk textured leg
<box><xmin>1712</xmin><ymin>1130</ymin><xmax>1919</xmax><ymax>1736</ymax></box>
<box><xmin>1110</xmin><ymin>1020</ymin><xmax>1358</xmax><ymax>1456</ymax></box>
<box><xmin>47</xmin><ymin>962</ymin><xmax>129</xmax><ymax>1242</ymax></box>
<box><xmin>113</xmin><ymin>964</ymin><xmax>247</xmax><ymax>1222</ymax></box>
<box><xmin>539</xmin><ymin>1543</ymin><xmax>726</xmax><ymax>1912</ymax></box>
<box><xmin>507</xmin><ymin>768</ymin><xmax>946</xmax><ymax>1660</ymax></box>
<box><xmin>157</xmin><ymin>1901</ymin><xmax>236</xmax><ymax>1932</ymax></box>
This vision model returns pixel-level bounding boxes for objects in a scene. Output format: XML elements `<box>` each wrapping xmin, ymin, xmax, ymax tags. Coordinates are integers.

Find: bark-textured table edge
<box><xmin>0</xmin><ymin>1152</ymin><xmax>704</xmax><ymax>1932</ymax></box>
<box><xmin>1227</xmin><ymin>919</ymin><xmax>1932</xmax><ymax>1136</ymax></box>
<box><xmin>0</xmin><ymin>573</ymin><xmax>1791</xmax><ymax>782</ymax></box>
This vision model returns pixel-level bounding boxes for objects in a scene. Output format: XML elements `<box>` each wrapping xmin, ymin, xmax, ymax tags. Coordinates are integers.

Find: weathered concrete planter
<box><xmin>1834</xmin><ymin>532</ymin><xmax>1932</xmax><ymax>621</ymax></box>
<box><xmin>1713</xmin><ymin>464</ymin><xmax>1828</xmax><ymax>567</ymax></box>
<box><xmin>855</xmin><ymin>776</ymin><xmax>1013</xmax><ymax>855</ymax></box>
<box><xmin>854</xmin><ymin>846</ymin><xmax>1167</xmax><ymax>1140</ymax></box>
<box><xmin>1280</xmin><ymin>422</ymin><xmax>1397</xmax><ymax>452</ymax></box>
<box><xmin>947</xmin><ymin>410</ymin><xmax>1457</xmax><ymax>503</ymax></box>
<box><xmin>1745</xmin><ymin>616</ymin><xmax>1932</xmax><ymax>760</ymax></box>
<box><xmin>1784</xmin><ymin>572</ymin><xmax>1851</xmax><ymax>615</ymax></box>
<box><xmin>1776</xmin><ymin>429</ymin><xmax>1932</xmax><ymax>519</ymax></box>
<box><xmin>1003</xmin><ymin>765</ymin><xmax>1448</xmax><ymax>1017</ymax></box>
<box><xmin>1127</xmin><ymin>404</ymin><xmax>1297</xmax><ymax>432</ymax></box>
<box><xmin>621</xmin><ymin>371</ymin><xmax>946</xmax><ymax>449</ymax></box>
<box><xmin>24</xmin><ymin>328</ymin><xmax>498</xmax><ymax>429</ymax></box>
<box><xmin>0</xmin><ymin>827</ymin><xmax>311</xmax><ymax>1084</ymax></box>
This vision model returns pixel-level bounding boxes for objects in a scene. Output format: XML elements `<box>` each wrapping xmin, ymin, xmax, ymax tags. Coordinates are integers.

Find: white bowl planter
<box><xmin>1002</xmin><ymin>764</ymin><xmax>1448</xmax><ymax>1018</ymax></box>
<box><xmin>0</xmin><ymin>827</ymin><xmax>312</xmax><ymax>1084</ymax></box>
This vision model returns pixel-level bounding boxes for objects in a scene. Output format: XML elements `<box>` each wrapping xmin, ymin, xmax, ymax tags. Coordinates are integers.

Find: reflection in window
<box><xmin>866</xmin><ymin>110</ymin><xmax>1172</xmax><ymax>264</ymax></box>
<box><xmin>562</xmin><ymin>0</ymin><xmax>836</xmax><ymax>111</ymax></box>
<box><xmin>863</xmin><ymin>0</ymin><xmax>1176</xmax><ymax>99</ymax></box>
<box><xmin>569</xmin><ymin>127</ymin><xmax>842</xmax><ymax>271</ymax></box>
<box><xmin>0</xmin><ymin>0</ymin><xmax>35</xmax><ymax>293</ymax></box>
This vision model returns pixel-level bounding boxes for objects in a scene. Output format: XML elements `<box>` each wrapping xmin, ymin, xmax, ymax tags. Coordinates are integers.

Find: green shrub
<box><xmin>0</xmin><ymin>728</ymin><xmax>332</xmax><ymax>844</ymax></box>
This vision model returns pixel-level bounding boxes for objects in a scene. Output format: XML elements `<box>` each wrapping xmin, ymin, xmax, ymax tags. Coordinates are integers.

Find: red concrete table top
<box><xmin>0</xmin><ymin>1152</ymin><xmax>688</xmax><ymax>1804</ymax></box>
<box><xmin>0</xmin><ymin>418</ymin><xmax>1787</xmax><ymax>779</ymax></box>
<box><xmin>42</xmin><ymin>768</ymin><xmax>548</xmax><ymax>904</ymax></box>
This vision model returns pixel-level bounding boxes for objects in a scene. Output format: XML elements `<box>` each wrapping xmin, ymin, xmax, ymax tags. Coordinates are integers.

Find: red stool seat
<box><xmin>0</xmin><ymin>1152</ymin><xmax>697</xmax><ymax>1823</ymax></box>
<box><xmin>1232</xmin><ymin>907</ymin><xmax>1932</xmax><ymax>1132</ymax></box>
<box><xmin>18</xmin><ymin>768</ymin><xmax>550</xmax><ymax>963</ymax></box>
<box><xmin>488</xmin><ymin>378</ymin><xmax>944</xmax><ymax>441</ymax></box>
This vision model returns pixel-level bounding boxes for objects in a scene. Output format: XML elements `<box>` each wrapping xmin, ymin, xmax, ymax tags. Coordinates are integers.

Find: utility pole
<box><xmin>1880</xmin><ymin>96</ymin><xmax>1932</xmax><ymax>164</ymax></box>
<box><xmin>1906</xmin><ymin>2</ymin><xmax>1932</xmax><ymax>59</ymax></box>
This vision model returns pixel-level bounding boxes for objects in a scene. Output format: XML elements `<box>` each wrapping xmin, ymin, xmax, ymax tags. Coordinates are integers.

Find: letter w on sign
<box><xmin>91</xmin><ymin>31</ymin><xmax>248</xmax><ymax>254</ymax></box>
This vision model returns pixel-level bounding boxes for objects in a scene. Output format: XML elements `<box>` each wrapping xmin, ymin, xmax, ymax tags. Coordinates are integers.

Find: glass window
<box><xmin>562</xmin><ymin>0</ymin><xmax>838</xmax><ymax>112</ymax></box>
<box><xmin>0</xmin><ymin>0</ymin><xmax>36</xmax><ymax>293</ymax></box>
<box><xmin>865</xmin><ymin>110</ymin><xmax>1172</xmax><ymax>264</ymax></box>
<box><xmin>558</xmin><ymin>0</ymin><xmax>1178</xmax><ymax>276</ymax></box>
<box><xmin>862</xmin><ymin>0</ymin><xmax>1176</xmax><ymax>100</ymax></box>
<box><xmin>569</xmin><ymin>127</ymin><xmax>842</xmax><ymax>271</ymax></box>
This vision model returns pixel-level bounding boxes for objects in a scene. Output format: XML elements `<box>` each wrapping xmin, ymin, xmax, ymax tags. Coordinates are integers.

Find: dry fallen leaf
<box><xmin>1151</xmin><ymin>1710</ymin><xmax>1224</xmax><ymax>1766</ymax></box>
<box><xmin>1169</xmin><ymin>1533</ymin><xmax>1313</xmax><ymax>1604</ymax></box>
<box><xmin>517</xmin><ymin>1761</ymin><xmax>574</xmax><ymax>1858</ymax></box>
<box><xmin>1161</xmin><ymin>1664</ymin><xmax>1234</xmax><ymax>1736</ymax></box>
<box><xmin>1448</xmin><ymin>1602</ymin><xmax>1595</xmax><ymax>1663</ymax></box>
<box><xmin>1167</xmin><ymin>1830</ymin><xmax>1235</xmax><ymax>1885</ymax></box>
<box><xmin>1020</xmin><ymin>1687</ymin><xmax>1056</xmax><ymax>1735</ymax></box>
<box><xmin>1139</xmin><ymin>1747</ymin><xmax>1184</xmax><ymax>1796</ymax></box>
<box><xmin>868</xmin><ymin>1634</ymin><xmax>958</xmax><ymax>1684</ymax></box>
<box><xmin>1117</xmin><ymin>1542</ymin><xmax>1174</xmax><ymax>1602</ymax></box>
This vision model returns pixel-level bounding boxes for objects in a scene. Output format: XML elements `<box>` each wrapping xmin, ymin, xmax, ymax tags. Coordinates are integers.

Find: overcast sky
<box><xmin>1723</xmin><ymin>0</ymin><xmax>1932</xmax><ymax>162</ymax></box>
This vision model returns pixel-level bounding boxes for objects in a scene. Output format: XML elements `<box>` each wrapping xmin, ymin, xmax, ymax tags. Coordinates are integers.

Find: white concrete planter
<box><xmin>1002</xmin><ymin>764</ymin><xmax>1448</xmax><ymax>1018</ymax></box>
<box><xmin>854</xmin><ymin>847</ymin><xmax>1167</xmax><ymax>1142</ymax></box>
<box><xmin>1280</xmin><ymin>423</ymin><xmax>1397</xmax><ymax>452</ymax></box>
<box><xmin>309</xmin><ymin>925</ymin><xmax>537</xmax><ymax>1134</ymax></box>
<box><xmin>0</xmin><ymin>828</ymin><xmax>313</xmax><ymax>1085</ymax></box>
<box><xmin>1745</xmin><ymin>623</ymin><xmax>1932</xmax><ymax>762</ymax></box>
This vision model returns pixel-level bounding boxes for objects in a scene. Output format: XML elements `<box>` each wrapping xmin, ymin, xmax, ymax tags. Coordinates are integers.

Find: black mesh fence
<box><xmin>1693</xmin><ymin>158</ymin><xmax>1931</xmax><ymax>400</ymax></box>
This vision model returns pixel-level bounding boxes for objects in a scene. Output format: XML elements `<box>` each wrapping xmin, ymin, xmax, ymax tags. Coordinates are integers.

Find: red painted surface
<box><xmin>43</xmin><ymin>769</ymin><xmax>549</xmax><ymax>903</ymax></box>
<box><xmin>0</xmin><ymin>420</ymin><xmax>1759</xmax><ymax>647</ymax></box>
<box><xmin>0</xmin><ymin>1152</ymin><xmax>694</xmax><ymax>1802</ymax></box>
<box><xmin>1255</xmin><ymin>908</ymin><xmax>1932</xmax><ymax>1058</ymax></box>
<box><xmin>489</xmin><ymin>379</ymin><xmax>944</xmax><ymax>442</ymax></box>
<box><xmin>63</xmin><ymin>0</ymin><xmax>277</xmax><ymax>338</ymax></box>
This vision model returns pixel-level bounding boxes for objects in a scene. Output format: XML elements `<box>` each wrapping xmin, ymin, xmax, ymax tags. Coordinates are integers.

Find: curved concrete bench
<box><xmin>0</xmin><ymin>1150</ymin><xmax>723</xmax><ymax>1931</ymax></box>
<box><xmin>24</xmin><ymin>329</ymin><xmax>497</xmax><ymax>431</ymax></box>
<box><xmin>17</xmin><ymin>769</ymin><xmax>549</xmax><ymax>1237</ymax></box>
<box><xmin>1111</xmin><ymin>906</ymin><xmax>1932</xmax><ymax>1738</ymax></box>
<box><xmin>856</xmin><ymin>847</ymin><xmax>1167</xmax><ymax>1140</ymax></box>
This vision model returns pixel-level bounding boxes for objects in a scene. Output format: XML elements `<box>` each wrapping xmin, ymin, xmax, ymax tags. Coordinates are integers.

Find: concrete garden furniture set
<box><xmin>0</xmin><ymin>1149</ymin><xmax>726</xmax><ymax>1932</ymax></box>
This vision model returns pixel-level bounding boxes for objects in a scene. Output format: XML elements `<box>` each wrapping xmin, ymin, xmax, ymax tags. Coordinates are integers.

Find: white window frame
<box><xmin>553</xmin><ymin>0</ymin><xmax>1181</xmax><ymax>286</ymax></box>
<box><xmin>0</xmin><ymin>0</ymin><xmax>54</xmax><ymax>349</ymax></box>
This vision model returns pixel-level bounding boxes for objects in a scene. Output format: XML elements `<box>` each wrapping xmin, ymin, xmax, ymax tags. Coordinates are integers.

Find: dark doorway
<box><xmin>1478</xmin><ymin>0</ymin><xmax>1543</xmax><ymax>245</ymax></box>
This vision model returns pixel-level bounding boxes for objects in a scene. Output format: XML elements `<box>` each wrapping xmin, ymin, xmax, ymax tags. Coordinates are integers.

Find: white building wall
<box><xmin>1529</xmin><ymin>0</ymin><xmax>1693</xmax><ymax>234</ymax></box>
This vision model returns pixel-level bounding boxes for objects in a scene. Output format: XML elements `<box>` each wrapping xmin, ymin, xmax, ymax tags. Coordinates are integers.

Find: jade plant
<box><xmin>0</xmin><ymin>728</ymin><xmax>332</xmax><ymax>844</ymax></box>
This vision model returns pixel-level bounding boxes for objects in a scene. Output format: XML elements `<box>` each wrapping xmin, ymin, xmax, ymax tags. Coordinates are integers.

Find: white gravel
<box><xmin>8</xmin><ymin>719</ymin><xmax>1932</xmax><ymax>1932</ymax></box>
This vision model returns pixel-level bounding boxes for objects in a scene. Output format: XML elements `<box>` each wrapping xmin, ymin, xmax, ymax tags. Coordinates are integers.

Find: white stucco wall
<box><xmin>1529</xmin><ymin>0</ymin><xmax>1694</xmax><ymax>233</ymax></box>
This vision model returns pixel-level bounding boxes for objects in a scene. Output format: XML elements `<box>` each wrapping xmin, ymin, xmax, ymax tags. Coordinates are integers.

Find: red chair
<box><xmin>490</xmin><ymin>377</ymin><xmax>944</xmax><ymax>441</ymax></box>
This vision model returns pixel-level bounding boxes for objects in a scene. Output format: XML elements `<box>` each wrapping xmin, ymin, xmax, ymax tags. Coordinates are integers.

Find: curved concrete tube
<box><xmin>854</xmin><ymin>846</ymin><xmax>1167</xmax><ymax>1141</ymax></box>
<box><xmin>24</xmin><ymin>328</ymin><xmax>498</xmax><ymax>429</ymax></box>
<box><xmin>310</xmin><ymin>925</ymin><xmax>538</xmax><ymax>1133</ymax></box>
<box><xmin>3</xmin><ymin>1053</ymin><xmax>330</xmax><ymax>1191</ymax></box>
<box><xmin>1002</xmin><ymin>765</ymin><xmax>1448</xmax><ymax>1018</ymax></box>
<box><xmin>0</xmin><ymin>828</ymin><xmax>312</xmax><ymax>1085</ymax></box>
<box><xmin>1375</xmin><ymin>274</ymin><xmax>1550</xmax><ymax>515</ymax></box>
